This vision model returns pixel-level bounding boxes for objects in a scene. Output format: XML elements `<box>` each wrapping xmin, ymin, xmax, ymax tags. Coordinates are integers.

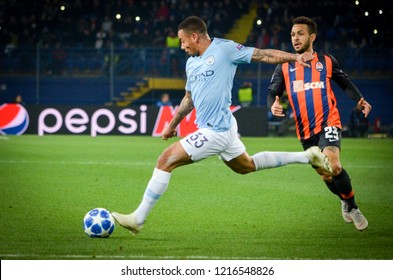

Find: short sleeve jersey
<box><xmin>185</xmin><ymin>38</ymin><xmax>254</xmax><ymax>132</ymax></box>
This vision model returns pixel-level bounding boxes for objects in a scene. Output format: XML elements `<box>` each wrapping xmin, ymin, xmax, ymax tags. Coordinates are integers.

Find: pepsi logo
<box><xmin>0</xmin><ymin>103</ymin><xmax>30</xmax><ymax>135</ymax></box>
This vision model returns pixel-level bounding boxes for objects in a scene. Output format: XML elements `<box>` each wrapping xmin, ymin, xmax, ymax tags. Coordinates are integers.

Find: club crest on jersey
<box><xmin>205</xmin><ymin>55</ymin><xmax>215</xmax><ymax>65</ymax></box>
<box><xmin>0</xmin><ymin>103</ymin><xmax>30</xmax><ymax>135</ymax></box>
<box><xmin>315</xmin><ymin>61</ymin><xmax>324</xmax><ymax>72</ymax></box>
<box><xmin>236</xmin><ymin>44</ymin><xmax>244</xmax><ymax>50</ymax></box>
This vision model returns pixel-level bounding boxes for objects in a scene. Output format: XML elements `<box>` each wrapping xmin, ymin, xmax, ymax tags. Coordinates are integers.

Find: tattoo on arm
<box><xmin>169</xmin><ymin>91</ymin><xmax>194</xmax><ymax>128</ymax></box>
<box><xmin>252</xmin><ymin>49</ymin><xmax>273</xmax><ymax>63</ymax></box>
<box><xmin>252</xmin><ymin>48</ymin><xmax>296</xmax><ymax>64</ymax></box>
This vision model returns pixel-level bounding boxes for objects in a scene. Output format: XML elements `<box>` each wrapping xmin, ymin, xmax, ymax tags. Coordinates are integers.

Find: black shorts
<box><xmin>301</xmin><ymin>126</ymin><xmax>342</xmax><ymax>151</ymax></box>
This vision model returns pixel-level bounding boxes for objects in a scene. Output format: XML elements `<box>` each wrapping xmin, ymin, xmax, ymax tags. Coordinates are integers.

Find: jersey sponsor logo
<box><xmin>315</xmin><ymin>61</ymin><xmax>324</xmax><ymax>72</ymax></box>
<box><xmin>0</xmin><ymin>103</ymin><xmax>29</xmax><ymax>135</ymax></box>
<box><xmin>189</xmin><ymin>70</ymin><xmax>214</xmax><ymax>82</ymax></box>
<box><xmin>292</xmin><ymin>80</ymin><xmax>325</xmax><ymax>92</ymax></box>
<box><xmin>205</xmin><ymin>56</ymin><xmax>215</xmax><ymax>65</ymax></box>
<box><xmin>289</xmin><ymin>67</ymin><xmax>300</xmax><ymax>72</ymax></box>
<box><xmin>236</xmin><ymin>44</ymin><xmax>244</xmax><ymax>50</ymax></box>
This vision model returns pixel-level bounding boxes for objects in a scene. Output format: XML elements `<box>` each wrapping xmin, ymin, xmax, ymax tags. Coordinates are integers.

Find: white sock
<box><xmin>134</xmin><ymin>168</ymin><xmax>171</xmax><ymax>225</ymax></box>
<box><xmin>251</xmin><ymin>151</ymin><xmax>308</xmax><ymax>170</ymax></box>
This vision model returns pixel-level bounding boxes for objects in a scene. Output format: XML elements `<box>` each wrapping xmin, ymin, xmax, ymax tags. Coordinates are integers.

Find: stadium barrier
<box><xmin>1</xmin><ymin>104</ymin><xmax>267</xmax><ymax>137</ymax></box>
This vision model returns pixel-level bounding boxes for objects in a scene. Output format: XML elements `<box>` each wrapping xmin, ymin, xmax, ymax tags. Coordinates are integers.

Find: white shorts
<box><xmin>180</xmin><ymin>119</ymin><xmax>245</xmax><ymax>162</ymax></box>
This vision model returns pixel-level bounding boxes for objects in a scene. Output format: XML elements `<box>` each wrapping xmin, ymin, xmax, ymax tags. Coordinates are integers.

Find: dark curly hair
<box><xmin>292</xmin><ymin>16</ymin><xmax>317</xmax><ymax>35</ymax></box>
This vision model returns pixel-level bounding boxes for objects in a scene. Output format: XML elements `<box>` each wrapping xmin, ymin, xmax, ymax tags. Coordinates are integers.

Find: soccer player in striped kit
<box><xmin>268</xmin><ymin>16</ymin><xmax>372</xmax><ymax>231</ymax></box>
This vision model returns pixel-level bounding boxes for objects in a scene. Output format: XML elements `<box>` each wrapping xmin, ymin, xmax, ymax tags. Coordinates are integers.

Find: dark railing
<box><xmin>0</xmin><ymin>46</ymin><xmax>189</xmax><ymax>78</ymax></box>
<box><xmin>1</xmin><ymin>46</ymin><xmax>392</xmax><ymax>78</ymax></box>
<box><xmin>1</xmin><ymin>45</ymin><xmax>392</xmax><ymax>110</ymax></box>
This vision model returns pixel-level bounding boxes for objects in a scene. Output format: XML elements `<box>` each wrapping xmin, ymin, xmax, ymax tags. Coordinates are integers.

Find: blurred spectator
<box><xmin>209</xmin><ymin>13</ymin><xmax>225</xmax><ymax>38</ymax></box>
<box><xmin>14</xmin><ymin>94</ymin><xmax>25</xmax><ymax>105</ymax></box>
<box><xmin>0</xmin><ymin>0</ymin><xmax>390</xmax><ymax>55</ymax></box>
<box><xmin>165</xmin><ymin>28</ymin><xmax>180</xmax><ymax>75</ymax></box>
<box><xmin>350</xmin><ymin>27</ymin><xmax>367</xmax><ymax>52</ymax></box>
<box><xmin>259</xmin><ymin>28</ymin><xmax>271</xmax><ymax>49</ymax></box>
<box><xmin>156</xmin><ymin>0</ymin><xmax>170</xmax><ymax>22</ymax></box>
<box><xmin>156</xmin><ymin>93</ymin><xmax>172</xmax><ymax>107</ymax></box>
<box><xmin>153</xmin><ymin>29</ymin><xmax>166</xmax><ymax>47</ymax></box>
<box><xmin>238</xmin><ymin>81</ymin><xmax>254</xmax><ymax>107</ymax></box>
<box><xmin>200</xmin><ymin>1</ymin><xmax>214</xmax><ymax>23</ymax></box>
<box><xmin>95</xmin><ymin>29</ymin><xmax>107</xmax><ymax>49</ymax></box>
<box><xmin>166</xmin><ymin>29</ymin><xmax>180</xmax><ymax>48</ymax></box>
<box><xmin>101</xmin><ymin>15</ymin><xmax>113</xmax><ymax>33</ymax></box>
<box><xmin>49</xmin><ymin>42</ymin><xmax>67</xmax><ymax>75</ymax></box>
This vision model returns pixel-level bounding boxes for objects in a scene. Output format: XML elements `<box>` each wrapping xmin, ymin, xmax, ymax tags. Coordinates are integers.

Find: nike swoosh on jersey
<box><xmin>290</xmin><ymin>67</ymin><xmax>300</xmax><ymax>72</ymax></box>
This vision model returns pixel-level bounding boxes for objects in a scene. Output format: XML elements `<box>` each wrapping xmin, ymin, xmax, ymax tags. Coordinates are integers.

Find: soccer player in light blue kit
<box><xmin>112</xmin><ymin>16</ymin><xmax>332</xmax><ymax>234</ymax></box>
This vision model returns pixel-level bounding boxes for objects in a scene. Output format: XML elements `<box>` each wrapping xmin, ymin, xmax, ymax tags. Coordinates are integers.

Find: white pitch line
<box><xmin>0</xmin><ymin>253</ymin><xmax>289</xmax><ymax>260</ymax></box>
<box><xmin>0</xmin><ymin>160</ymin><xmax>154</xmax><ymax>166</ymax></box>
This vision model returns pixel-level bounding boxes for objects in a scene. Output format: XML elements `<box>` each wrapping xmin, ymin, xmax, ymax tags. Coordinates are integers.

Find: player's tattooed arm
<box><xmin>251</xmin><ymin>48</ymin><xmax>312</xmax><ymax>67</ymax></box>
<box><xmin>169</xmin><ymin>91</ymin><xmax>194</xmax><ymax>128</ymax></box>
<box><xmin>162</xmin><ymin>91</ymin><xmax>194</xmax><ymax>140</ymax></box>
<box><xmin>251</xmin><ymin>48</ymin><xmax>277</xmax><ymax>63</ymax></box>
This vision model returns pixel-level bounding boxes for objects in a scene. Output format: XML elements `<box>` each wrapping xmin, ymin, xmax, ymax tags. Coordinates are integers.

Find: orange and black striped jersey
<box><xmin>268</xmin><ymin>51</ymin><xmax>363</xmax><ymax>141</ymax></box>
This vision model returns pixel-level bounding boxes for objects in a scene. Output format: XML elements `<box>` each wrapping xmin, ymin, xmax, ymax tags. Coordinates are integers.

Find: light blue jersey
<box><xmin>185</xmin><ymin>38</ymin><xmax>254</xmax><ymax>132</ymax></box>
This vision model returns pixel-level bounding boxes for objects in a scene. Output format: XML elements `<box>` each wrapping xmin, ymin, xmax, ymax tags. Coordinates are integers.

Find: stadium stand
<box><xmin>0</xmin><ymin>0</ymin><xmax>391</xmax><ymax>113</ymax></box>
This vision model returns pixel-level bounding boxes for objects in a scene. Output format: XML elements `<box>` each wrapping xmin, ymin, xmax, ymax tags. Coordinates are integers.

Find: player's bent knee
<box><xmin>156</xmin><ymin>145</ymin><xmax>193</xmax><ymax>172</ymax></box>
<box><xmin>228</xmin><ymin>164</ymin><xmax>255</xmax><ymax>175</ymax></box>
<box><xmin>225</xmin><ymin>153</ymin><xmax>256</xmax><ymax>174</ymax></box>
<box><xmin>330</xmin><ymin>164</ymin><xmax>342</xmax><ymax>176</ymax></box>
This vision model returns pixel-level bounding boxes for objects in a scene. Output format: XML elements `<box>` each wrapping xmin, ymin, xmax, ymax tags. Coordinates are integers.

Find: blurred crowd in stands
<box><xmin>0</xmin><ymin>0</ymin><xmax>391</xmax><ymax>54</ymax></box>
<box><xmin>0</xmin><ymin>0</ymin><xmax>248</xmax><ymax>51</ymax></box>
<box><xmin>247</xmin><ymin>0</ymin><xmax>392</xmax><ymax>53</ymax></box>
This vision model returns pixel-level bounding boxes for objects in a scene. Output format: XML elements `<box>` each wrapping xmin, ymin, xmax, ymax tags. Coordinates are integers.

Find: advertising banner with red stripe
<box><xmin>1</xmin><ymin>104</ymin><xmax>267</xmax><ymax>137</ymax></box>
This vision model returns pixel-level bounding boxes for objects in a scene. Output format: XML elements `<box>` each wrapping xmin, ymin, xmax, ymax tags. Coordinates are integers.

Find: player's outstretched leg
<box><xmin>305</xmin><ymin>146</ymin><xmax>332</xmax><ymax>174</ymax></box>
<box><xmin>111</xmin><ymin>212</ymin><xmax>143</xmax><ymax>235</ymax></box>
<box><xmin>250</xmin><ymin>146</ymin><xmax>331</xmax><ymax>171</ymax></box>
<box><xmin>111</xmin><ymin>168</ymin><xmax>171</xmax><ymax>235</ymax></box>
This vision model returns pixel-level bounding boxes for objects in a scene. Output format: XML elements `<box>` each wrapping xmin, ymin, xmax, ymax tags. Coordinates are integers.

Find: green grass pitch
<box><xmin>1</xmin><ymin>135</ymin><xmax>392</xmax><ymax>260</ymax></box>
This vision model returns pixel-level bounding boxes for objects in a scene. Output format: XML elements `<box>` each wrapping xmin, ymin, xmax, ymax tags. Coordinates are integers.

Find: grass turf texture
<box><xmin>1</xmin><ymin>135</ymin><xmax>392</xmax><ymax>260</ymax></box>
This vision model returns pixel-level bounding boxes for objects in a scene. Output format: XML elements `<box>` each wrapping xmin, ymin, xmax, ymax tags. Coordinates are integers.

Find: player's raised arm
<box><xmin>162</xmin><ymin>91</ymin><xmax>194</xmax><ymax>140</ymax></box>
<box><xmin>251</xmin><ymin>48</ymin><xmax>313</xmax><ymax>67</ymax></box>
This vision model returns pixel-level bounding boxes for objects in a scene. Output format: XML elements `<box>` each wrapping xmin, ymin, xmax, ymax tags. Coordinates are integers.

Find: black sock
<box><xmin>333</xmin><ymin>168</ymin><xmax>358</xmax><ymax>210</ymax></box>
<box><xmin>324</xmin><ymin>180</ymin><xmax>341</xmax><ymax>198</ymax></box>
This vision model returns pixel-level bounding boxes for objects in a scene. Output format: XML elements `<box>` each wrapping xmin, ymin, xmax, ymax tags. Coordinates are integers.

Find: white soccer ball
<box><xmin>83</xmin><ymin>208</ymin><xmax>115</xmax><ymax>238</ymax></box>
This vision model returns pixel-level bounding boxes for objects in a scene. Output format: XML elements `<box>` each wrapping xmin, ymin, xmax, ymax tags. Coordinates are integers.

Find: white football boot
<box><xmin>340</xmin><ymin>200</ymin><xmax>368</xmax><ymax>231</ymax></box>
<box><xmin>305</xmin><ymin>146</ymin><xmax>332</xmax><ymax>174</ymax></box>
<box><xmin>341</xmin><ymin>200</ymin><xmax>353</xmax><ymax>223</ymax></box>
<box><xmin>349</xmin><ymin>208</ymin><xmax>368</xmax><ymax>231</ymax></box>
<box><xmin>111</xmin><ymin>212</ymin><xmax>143</xmax><ymax>235</ymax></box>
